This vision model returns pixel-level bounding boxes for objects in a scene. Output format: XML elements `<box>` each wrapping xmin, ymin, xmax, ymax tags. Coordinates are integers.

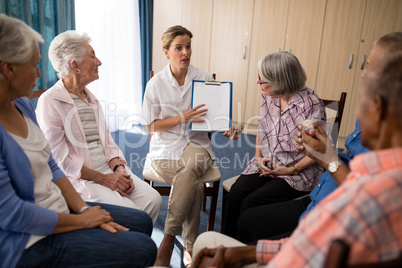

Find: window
<box><xmin>75</xmin><ymin>0</ymin><xmax>142</xmax><ymax>132</ymax></box>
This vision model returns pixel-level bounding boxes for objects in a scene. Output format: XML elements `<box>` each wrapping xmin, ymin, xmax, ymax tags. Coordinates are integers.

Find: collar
<box><xmin>161</xmin><ymin>64</ymin><xmax>196</xmax><ymax>83</ymax></box>
<box><xmin>52</xmin><ymin>79</ymin><xmax>98</xmax><ymax>105</ymax></box>
<box><xmin>267</xmin><ymin>86</ymin><xmax>308</xmax><ymax>113</ymax></box>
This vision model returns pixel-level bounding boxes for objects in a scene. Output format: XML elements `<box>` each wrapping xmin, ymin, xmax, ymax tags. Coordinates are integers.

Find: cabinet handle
<box><xmin>361</xmin><ymin>54</ymin><xmax>366</xmax><ymax>70</ymax></box>
<box><xmin>243</xmin><ymin>46</ymin><xmax>246</xmax><ymax>59</ymax></box>
<box><xmin>349</xmin><ymin>54</ymin><xmax>354</xmax><ymax>69</ymax></box>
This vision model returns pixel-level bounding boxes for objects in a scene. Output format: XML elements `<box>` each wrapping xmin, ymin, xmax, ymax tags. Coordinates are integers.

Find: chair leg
<box><xmin>203</xmin><ymin>183</ymin><xmax>209</xmax><ymax>211</ymax></box>
<box><xmin>221</xmin><ymin>188</ymin><xmax>228</xmax><ymax>233</ymax></box>
<box><xmin>207</xmin><ymin>181</ymin><xmax>220</xmax><ymax>231</ymax></box>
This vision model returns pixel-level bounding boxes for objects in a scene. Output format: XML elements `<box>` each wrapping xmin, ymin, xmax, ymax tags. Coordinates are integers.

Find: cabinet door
<box><xmin>284</xmin><ymin>0</ymin><xmax>326</xmax><ymax>90</ymax></box>
<box><xmin>314</xmin><ymin>0</ymin><xmax>366</xmax><ymax>137</ymax></box>
<box><xmin>344</xmin><ymin>0</ymin><xmax>402</xmax><ymax>136</ymax></box>
<box><xmin>243</xmin><ymin>0</ymin><xmax>289</xmax><ymax>128</ymax></box>
<box><xmin>152</xmin><ymin>0</ymin><xmax>183</xmax><ymax>73</ymax></box>
<box><xmin>209</xmin><ymin>0</ymin><xmax>254</xmax><ymax>123</ymax></box>
<box><xmin>182</xmin><ymin>0</ymin><xmax>214</xmax><ymax>72</ymax></box>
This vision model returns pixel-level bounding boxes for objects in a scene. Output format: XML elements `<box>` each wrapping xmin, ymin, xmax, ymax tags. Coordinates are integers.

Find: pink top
<box><xmin>36</xmin><ymin>80</ymin><xmax>126</xmax><ymax>198</ymax></box>
<box><xmin>242</xmin><ymin>87</ymin><xmax>327</xmax><ymax>191</ymax></box>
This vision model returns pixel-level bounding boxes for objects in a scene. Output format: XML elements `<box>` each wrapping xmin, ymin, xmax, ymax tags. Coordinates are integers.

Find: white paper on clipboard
<box><xmin>190</xmin><ymin>80</ymin><xmax>232</xmax><ymax>132</ymax></box>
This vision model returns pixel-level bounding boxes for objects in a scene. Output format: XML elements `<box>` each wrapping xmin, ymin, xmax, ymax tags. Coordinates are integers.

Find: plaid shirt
<box><xmin>256</xmin><ymin>148</ymin><xmax>402</xmax><ymax>267</ymax></box>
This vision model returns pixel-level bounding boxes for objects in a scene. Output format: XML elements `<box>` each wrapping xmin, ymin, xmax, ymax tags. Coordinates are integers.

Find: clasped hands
<box><xmin>192</xmin><ymin>245</ymin><xmax>251</xmax><ymax>268</ymax></box>
<box><xmin>101</xmin><ymin>168</ymin><xmax>134</xmax><ymax>197</ymax></box>
<box><xmin>295</xmin><ymin>121</ymin><xmax>337</xmax><ymax>166</ymax></box>
<box><xmin>80</xmin><ymin>205</ymin><xmax>129</xmax><ymax>234</ymax></box>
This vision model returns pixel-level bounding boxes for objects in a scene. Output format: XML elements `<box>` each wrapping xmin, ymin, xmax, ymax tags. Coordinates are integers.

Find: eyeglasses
<box><xmin>257</xmin><ymin>74</ymin><xmax>272</xmax><ymax>85</ymax></box>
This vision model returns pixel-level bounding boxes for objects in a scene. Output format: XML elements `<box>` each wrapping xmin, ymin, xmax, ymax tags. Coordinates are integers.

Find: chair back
<box><xmin>29</xmin><ymin>90</ymin><xmax>47</xmax><ymax>100</ymax></box>
<box><xmin>322</xmin><ymin>92</ymin><xmax>347</xmax><ymax>146</ymax></box>
<box><xmin>323</xmin><ymin>239</ymin><xmax>350</xmax><ymax>268</ymax></box>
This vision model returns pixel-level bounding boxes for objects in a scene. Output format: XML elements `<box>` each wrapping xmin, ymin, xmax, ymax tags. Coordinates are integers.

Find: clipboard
<box><xmin>190</xmin><ymin>79</ymin><xmax>233</xmax><ymax>132</ymax></box>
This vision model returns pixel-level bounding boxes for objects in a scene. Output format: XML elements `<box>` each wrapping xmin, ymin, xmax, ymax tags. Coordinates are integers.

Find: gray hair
<box><xmin>0</xmin><ymin>14</ymin><xmax>44</xmax><ymax>79</ymax></box>
<box><xmin>369</xmin><ymin>52</ymin><xmax>402</xmax><ymax>123</ymax></box>
<box><xmin>374</xmin><ymin>32</ymin><xmax>402</xmax><ymax>55</ymax></box>
<box><xmin>257</xmin><ymin>51</ymin><xmax>306</xmax><ymax>96</ymax></box>
<box><xmin>48</xmin><ymin>30</ymin><xmax>91</xmax><ymax>78</ymax></box>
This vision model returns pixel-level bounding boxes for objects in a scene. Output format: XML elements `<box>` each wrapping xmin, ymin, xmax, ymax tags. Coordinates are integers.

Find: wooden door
<box><xmin>209</xmin><ymin>0</ymin><xmax>254</xmax><ymax>123</ymax></box>
<box><xmin>152</xmin><ymin>0</ymin><xmax>183</xmax><ymax>73</ymax></box>
<box><xmin>182</xmin><ymin>0</ymin><xmax>214</xmax><ymax>72</ymax></box>
<box><xmin>284</xmin><ymin>0</ymin><xmax>326</xmax><ymax>90</ymax></box>
<box><xmin>343</xmin><ymin>0</ymin><xmax>402</xmax><ymax>136</ymax></box>
<box><xmin>243</xmin><ymin>0</ymin><xmax>289</xmax><ymax>129</ymax></box>
<box><xmin>314</xmin><ymin>0</ymin><xmax>367</xmax><ymax>137</ymax></box>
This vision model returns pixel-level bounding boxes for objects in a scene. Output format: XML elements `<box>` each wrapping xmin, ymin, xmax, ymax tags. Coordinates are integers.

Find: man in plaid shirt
<box><xmin>192</xmin><ymin>34</ymin><xmax>402</xmax><ymax>268</ymax></box>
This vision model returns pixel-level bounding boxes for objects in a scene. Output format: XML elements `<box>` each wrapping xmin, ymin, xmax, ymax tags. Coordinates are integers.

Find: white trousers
<box><xmin>83</xmin><ymin>166</ymin><xmax>162</xmax><ymax>225</ymax></box>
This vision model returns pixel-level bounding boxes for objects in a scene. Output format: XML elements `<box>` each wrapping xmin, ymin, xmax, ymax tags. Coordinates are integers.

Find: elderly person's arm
<box><xmin>295</xmin><ymin>122</ymin><xmax>350</xmax><ymax>185</ymax></box>
<box><xmin>80</xmin><ymin>164</ymin><xmax>134</xmax><ymax>197</ymax></box>
<box><xmin>193</xmin><ymin>245</ymin><xmax>258</xmax><ymax>268</ymax></box>
<box><xmin>47</xmin><ymin>152</ymin><xmax>129</xmax><ymax>233</ymax></box>
<box><xmin>36</xmin><ymin>93</ymin><xmax>134</xmax><ymax>196</ymax></box>
<box><xmin>253</xmin><ymin>131</ymin><xmax>315</xmax><ymax>177</ymax></box>
<box><xmin>53</xmin><ymin>176</ymin><xmax>129</xmax><ymax>234</ymax></box>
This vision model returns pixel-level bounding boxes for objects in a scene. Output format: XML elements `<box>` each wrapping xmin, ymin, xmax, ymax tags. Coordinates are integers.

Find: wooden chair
<box><xmin>322</xmin><ymin>92</ymin><xmax>347</xmax><ymax>146</ymax></box>
<box><xmin>220</xmin><ymin>92</ymin><xmax>347</xmax><ymax>232</ymax></box>
<box><xmin>324</xmin><ymin>239</ymin><xmax>402</xmax><ymax>268</ymax></box>
<box><xmin>28</xmin><ymin>89</ymin><xmax>47</xmax><ymax>99</ymax></box>
<box><xmin>142</xmin><ymin>71</ymin><xmax>221</xmax><ymax>231</ymax></box>
<box><xmin>323</xmin><ymin>239</ymin><xmax>350</xmax><ymax>268</ymax></box>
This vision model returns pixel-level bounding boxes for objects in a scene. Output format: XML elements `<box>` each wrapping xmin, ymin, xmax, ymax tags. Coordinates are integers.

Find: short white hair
<box><xmin>0</xmin><ymin>14</ymin><xmax>44</xmax><ymax>79</ymax></box>
<box><xmin>48</xmin><ymin>30</ymin><xmax>91</xmax><ymax>78</ymax></box>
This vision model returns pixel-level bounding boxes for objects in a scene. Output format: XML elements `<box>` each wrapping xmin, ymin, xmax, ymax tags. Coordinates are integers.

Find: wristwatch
<box><xmin>328</xmin><ymin>160</ymin><xmax>344</xmax><ymax>174</ymax></box>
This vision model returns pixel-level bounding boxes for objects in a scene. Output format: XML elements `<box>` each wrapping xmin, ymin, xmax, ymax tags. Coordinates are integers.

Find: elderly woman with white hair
<box><xmin>222</xmin><ymin>51</ymin><xmax>328</xmax><ymax>239</ymax></box>
<box><xmin>0</xmin><ymin>14</ymin><xmax>156</xmax><ymax>267</ymax></box>
<box><xmin>35</xmin><ymin>30</ymin><xmax>162</xmax><ymax>224</ymax></box>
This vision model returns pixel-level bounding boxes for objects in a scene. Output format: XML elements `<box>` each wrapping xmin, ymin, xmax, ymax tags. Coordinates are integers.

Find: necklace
<box><xmin>66</xmin><ymin>89</ymin><xmax>90</xmax><ymax>106</ymax></box>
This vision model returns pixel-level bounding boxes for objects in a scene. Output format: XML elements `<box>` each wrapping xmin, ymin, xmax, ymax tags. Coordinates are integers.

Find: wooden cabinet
<box><xmin>152</xmin><ymin>0</ymin><xmax>213</xmax><ymax>73</ymax></box>
<box><xmin>244</xmin><ymin>0</ymin><xmax>326</xmax><ymax>129</ymax></box>
<box><xmin>152</xmin><ymin>0</ymin><xmax>182</xmax><ymax>73</ymax></box>
<box><xmin>315</xmin><ymin>0</ymin><xmax>402</xmax><ymax>138</ymax></box>
<box><xmin>209</xmin><ymin>0</ymin><xmax>254</xmax><ymax>123</ymax></box>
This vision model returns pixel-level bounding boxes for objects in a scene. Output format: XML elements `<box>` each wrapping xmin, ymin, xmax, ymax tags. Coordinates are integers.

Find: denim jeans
<box><xmin>16</xmin><ymin>202</ymin><xmax>157</xmax><ymax>268</ymax></box>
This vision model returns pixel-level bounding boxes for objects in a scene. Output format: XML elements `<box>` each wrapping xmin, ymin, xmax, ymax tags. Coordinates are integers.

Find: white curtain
<box><xmin>75</xmin><ymin>0</ymin><xmax>142</xmax><ymax>132</ymax></box>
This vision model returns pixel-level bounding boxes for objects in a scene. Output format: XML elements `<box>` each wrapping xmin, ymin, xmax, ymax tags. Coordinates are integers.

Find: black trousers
<box><xmin>222</xmin><ymin>173</ymin><xmax>309</xmax><ymax>239</ymax></box>
<box><xmin>238</xmin><ymin>196</ymin><xmax>311</xmax><ymax>244</ymax></box>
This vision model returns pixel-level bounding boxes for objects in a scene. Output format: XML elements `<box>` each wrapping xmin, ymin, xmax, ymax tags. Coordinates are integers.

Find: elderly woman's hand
<box><xmin>222</xmin><ymin>125</ymin><xmax>241</xmax><ymax>140</ymax></box>
<box><xmin>98</xmin><ymin>173</ymin><xmax>134</xmax><ymax>197</ymax></box>
<box><xmin>259</xmin><ymin>158</ymin><xmax>294</xmax><ymax>177</ymax></box>
<box><xmin>80</xmin><ymin>206</ymin><xmax>129</xmax><ymax>234</ymax></box>
<box><xmin>180</xmin><ymin>104</ymin><xmax>208</xmax><ymax>124</ymax></box>
<box><xmin>295</xmin><ymin>122</ymin><xmax>336</xmax><ymax>166</ymax></box>
<box><xmin>255</xmin><ymin>156</ymin><xmax>273</xmax><ymax>176</ymax></box>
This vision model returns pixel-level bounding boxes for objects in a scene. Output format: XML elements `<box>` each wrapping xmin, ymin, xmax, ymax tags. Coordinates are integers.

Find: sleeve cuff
<box><xmin>256</xmin><ymin>240</ymin><xmax>281</xmax><ymax>265</ymax></box>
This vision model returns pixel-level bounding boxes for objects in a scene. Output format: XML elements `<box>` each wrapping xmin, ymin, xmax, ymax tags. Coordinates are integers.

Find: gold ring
<box><xmin>116</xmin><ymin>188</ymin><xmax>120</xmax><ymax>192</ymax></box>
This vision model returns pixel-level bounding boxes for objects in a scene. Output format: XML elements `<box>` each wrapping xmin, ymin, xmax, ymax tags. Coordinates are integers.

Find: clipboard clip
<box><xmin>205</xmin><ymin>80</ymin><xmax>222</xmax><ymax>86</ymax></box>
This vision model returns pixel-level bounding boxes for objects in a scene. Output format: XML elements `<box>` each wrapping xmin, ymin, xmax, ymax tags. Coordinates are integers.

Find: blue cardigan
<box><xmin>0</xmin><ymin>97</ymin><xmax>65</xmax><ymax>268</ymax></box>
